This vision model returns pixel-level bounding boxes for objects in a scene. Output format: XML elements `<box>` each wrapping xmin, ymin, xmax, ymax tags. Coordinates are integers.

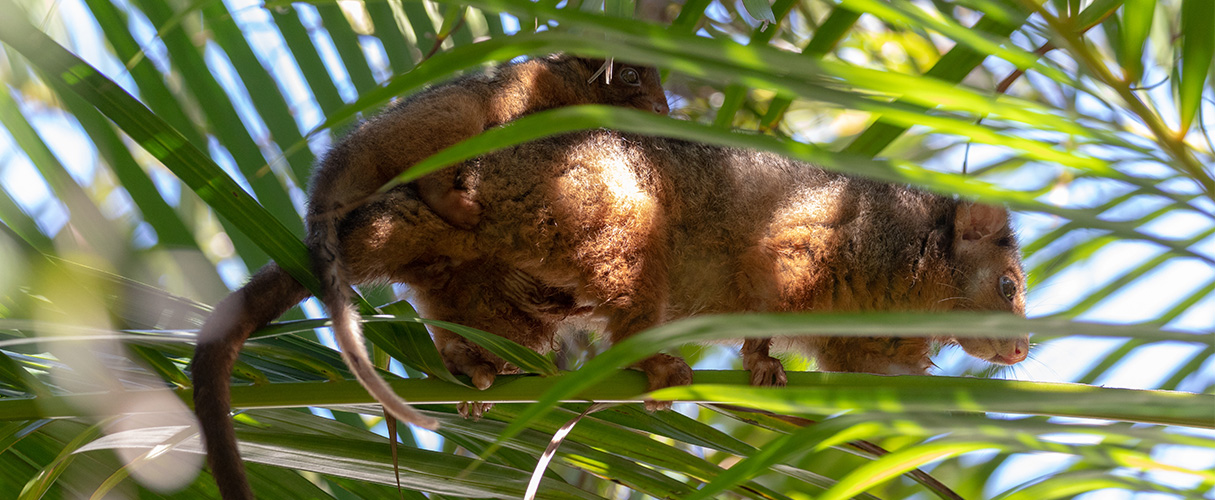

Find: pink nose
<box><xmin>1002</xmin><ymin>339</ymin><xmax>1029</xmax><ymax>364</ymax></box>
<box><xmin>654</xmin><ymin>101</ymin><xmax>670</xmax><ymax>115</ymax></box>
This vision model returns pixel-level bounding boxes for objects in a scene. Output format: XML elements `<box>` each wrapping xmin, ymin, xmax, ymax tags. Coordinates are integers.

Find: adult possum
<box><xmin>193</xmin><ymin>56</ymin><xmax>667</xmax><ymax>500</ymax></box>
<box><xmin>415</xmin><ymin>132</ymin><xmax>1028</xmax><ymax>391</ymax></box>
<box><xmin>193</xmin><ymin>130</ymin><xmax>1026</xmax><ymax>499</ymax></box>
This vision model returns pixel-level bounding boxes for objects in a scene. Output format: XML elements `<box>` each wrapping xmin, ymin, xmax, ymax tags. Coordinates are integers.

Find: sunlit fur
<box><xmin>763</xmin><ymin>198</ymin><xmax>1029</xmax><ymax>378</ymax></box>
<box><xmin>193</xmin><ymin>130</ymin><xmax>1028</xmax><ymax>500</ymax></box>
<box><xmin>344</xmin><ymin>130</ymin><xmax>1029</xmax><ymax>390</ymax></box>
<box><xmin>192</xmin><ymin>56</ymin><xmax>668</xmax><ymax>500</ymax></box>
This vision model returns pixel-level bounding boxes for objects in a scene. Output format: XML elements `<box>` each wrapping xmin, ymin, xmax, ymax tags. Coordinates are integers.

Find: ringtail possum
<box><xmin>193</xmin><ymin>56</ymin><xmax>667</xmax><ymax>500</ymax></box>
<box><xmin>193</xmin><ymin>130</ymin><xmax>1027</xmax><ymax>499</ymax></box>
<box><xmin>417</xmin><ymin>131</ymin><xmax>1028</xmax><ymax>392</ymax></box>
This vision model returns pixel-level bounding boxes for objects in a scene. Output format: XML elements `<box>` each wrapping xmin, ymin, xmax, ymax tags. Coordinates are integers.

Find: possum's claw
<box><xmin>446</xmin><ymin>352</ymin><xmax>497</xmax><ymax>419</ymax></box>
<box><xmin>637</xmin><ymin>353</ymin><xmax>693</xmax><ymax>411</ymax></box>
<box><xmin>742</xmin><ymin>338</ymin><xmax>786</xmax><ymax>387</ymax></box>
<box><xmin>644</xmin><ymin>399</ymin><xmax>671</xmax><ymax>411</ymax></box>
<box><xmin>454</xmin><ymin>363</ymin><xmax>495</xmax><ymax>419</ymax></box>
<box><xmin>458</xmin><ymin>401</ymin><xmax>494</xmax><ymax>420</ymax></box>
<box><xmin>745</xmin><ymin>354</ymin><xmax>787</xmax><ymax>387</ymax></box>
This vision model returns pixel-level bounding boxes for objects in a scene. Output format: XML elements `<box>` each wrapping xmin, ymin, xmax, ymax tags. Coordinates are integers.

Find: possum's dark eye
<box><xmin>619</xmin><ymin>68</ymin><xmax>641</xmax><ymax>86</ymax></box>
<box><xmin>999</xmin><ymin>276</ymin><xmax>1017</xmax><ymax>302</ymax></box>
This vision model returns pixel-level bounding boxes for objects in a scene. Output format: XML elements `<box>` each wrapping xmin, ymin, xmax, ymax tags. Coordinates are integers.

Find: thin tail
<box><xmin>193</xmin><ymin>264</ymin><xmax>311</xmax><ymax>500</ymax></box>
<box><xmin>315</xmin><ymin>212</ymin><xmax>440</xmax><ymax>430</ymax></box>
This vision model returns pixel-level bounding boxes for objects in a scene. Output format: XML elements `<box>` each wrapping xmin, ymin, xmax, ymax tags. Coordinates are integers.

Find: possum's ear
<box><xmin>955</xmin><ymin>202</ymin><xmax>1009</xmax><ymax>242</ymax></box>
<box><xmin>547</xmin><ymin>54</ymin><xmax>604</xmax><ymax>74</ymax></box>
<box><xmin>571</xmin><ymin>56</ymin><xmax>607</xmax><ymax>74</ymax></box>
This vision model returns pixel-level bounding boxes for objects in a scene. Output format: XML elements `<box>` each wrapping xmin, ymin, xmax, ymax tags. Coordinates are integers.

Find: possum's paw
<box><xmin>469</xmin><ymin>366</ymin><xmax>496</xmax><ymax>390</ymax></box>
<box><xmin>452</xmin><ymin>363</ymin><xmax>495</xmax><ymax>420</ymax></box>
<box><xmin>444</xmin><ymin>354</ymin><xmax>498</xmax><ymax>390</ymax></box>
<box><xmin>645</xmin><ymin>400</ymin><xmax>672</xmax><ymax>411</ymax></box>
<box><xmin>443</xmin><ymin>349</ymin><xmax>502</xmax><ymax>419</ymax></box>
<box><xmin>458</xmin><ymin>401</ymin><xmax>494</xmax><ymax>420</ymax></box>
<box><xmin>744</xmin><ymin>354</ymin><xmax>787</xmax><ymax>387</ymax></box>
<box><xmin>451</xmin><ymin>196</ymin><xmax>483</xmax><ymax>230</ymax></box>
<box><xmin>436</xmin><ymin>190</ymin><xmax>482</xmax><ymax>229</ymax></box>
<box><xmin>636</xmin><ymin>353</ymin><xmax>693</xmax><ymax>411</ymax></box>
<box><xmin>419</xmin><ymin>174</ymin><xmax>483</xmax><ymax>229</ymax></box>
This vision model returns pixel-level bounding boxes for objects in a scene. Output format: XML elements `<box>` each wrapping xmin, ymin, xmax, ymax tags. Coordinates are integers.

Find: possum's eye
<box><xmin>619</xmin><ymin>68</ymin><xmax>641</xmax><ymax>86</ymax></box>
<box><xmin>999</xmin><ymin>276</ymin><xmax>1017</xmax><ymax>302</ymax></box>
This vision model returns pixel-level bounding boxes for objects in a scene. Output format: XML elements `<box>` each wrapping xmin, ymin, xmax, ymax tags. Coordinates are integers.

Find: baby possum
<box><xmin>193</xmin><ymin>56</ymin><xmax>668</xmax><ymax>500</ymax></box>
<box><xmin>307</xmin><ymin>54</ymin><xmax>667</xmax><ymax>431</ymax></box>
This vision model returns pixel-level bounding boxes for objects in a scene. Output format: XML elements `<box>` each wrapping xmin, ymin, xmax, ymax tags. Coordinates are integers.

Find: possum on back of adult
<box><xmin>305</xmin><ymin>55</ymin><xmax>668</xmax><ymax>432</ymax></box>
<box><xmin>192</xmin><ymin>56</ymin><xmax>667</xmax><ymax>500</ymax></box>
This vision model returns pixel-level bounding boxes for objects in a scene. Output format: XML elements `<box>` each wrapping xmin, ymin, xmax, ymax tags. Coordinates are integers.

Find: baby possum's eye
<box><xmin>999</xmin><ymin>275</ymin><xmax>1017</xmax><ymax>302</ymax></box>
<box><xmin>618</xmin><ymin>67</ymin><xmax>641</xmax><ymax>86</ymax></box>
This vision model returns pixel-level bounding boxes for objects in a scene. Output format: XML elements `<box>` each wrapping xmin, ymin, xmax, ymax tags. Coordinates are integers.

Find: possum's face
<box><xmin>575</xmin><ymin>57</ymin><xmax>670</xmax><ymax>116</ymax></box>
<box><xmin>949</xmin><ymin>202</ymin><xmax>1030</xmax><ymax>366</ymax></box>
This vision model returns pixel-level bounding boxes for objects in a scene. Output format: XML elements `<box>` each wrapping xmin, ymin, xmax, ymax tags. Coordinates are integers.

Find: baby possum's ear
<box><xmin>544</xmin><ymin>53</ymin><xmax>604</xmax><ymax>77</ymax></box>
<box><xmin>573</xmin><ymin>57</ymin><xmax>608</xmax><ymax>80</ymax></box>
<box><xmin>955</xmin><ymin>201</ymin><xmax>1010</xmax><ymax>243</ymax></box>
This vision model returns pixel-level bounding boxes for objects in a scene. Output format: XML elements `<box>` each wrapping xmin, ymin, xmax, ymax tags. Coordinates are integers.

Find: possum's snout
<box><xmin>955</xmin><ymin>335</ymin><xmax>1029</xmax><ymax>366</ymax></box>
<box><xmin>990</xmin><ymin>336</ymin><xmax>1029</xmax><ymax>365</ymax></box>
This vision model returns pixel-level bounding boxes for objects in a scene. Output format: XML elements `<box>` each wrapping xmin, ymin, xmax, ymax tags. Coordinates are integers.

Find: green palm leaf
<box><xmin>0</xmin><ymin>0</ymin><xmax>1211</xmax><ymax>498</ymax></box>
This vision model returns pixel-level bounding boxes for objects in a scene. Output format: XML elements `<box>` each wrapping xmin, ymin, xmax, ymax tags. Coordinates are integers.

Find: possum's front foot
<box><xmin>453</xmin><ymin>362</ymin><xmax>497</xmax><ymax>421</ymax></box>
<box><xmin>744</xmin><ymin>352</ymin><xmax>787</xmax><ymax>387</ymax></box>
<box><xmin>441</xmin><ymin>344</ymin><xmax>501</xmax><ymax>419</ymax></box>
<box><xmin>636</xmin><ymin>353</ymin><xmax>694</xmax><ymax>411</ymax></box>
<box><xmin>441</xmin><ymin>342</ymin><xmax>500</xmax><ymax>390</ymax></box>
<box><xmin>742</xmin><ymin>338</ymin><xmax>787</xmax><ymax>387</ymax></box>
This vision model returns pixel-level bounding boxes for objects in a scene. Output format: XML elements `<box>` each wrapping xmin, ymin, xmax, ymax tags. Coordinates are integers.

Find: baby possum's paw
<box><xmin>442</xmin><ymin>350</ymin><xmax>499</xmax><ymax>390</ymax></box>
<box><xmin>458</xmin><ymin>401</ymin><xmax>494</xmax><ymax>420</ymax></box>
<box><xmin>743</xmin><ymin>352</ymin><xmax>787</xmax><ymax>387</ymax></box>
<box><xmin>468</xmin><ymin>365</ymin><xmax>497</xmax><ymax>391</ymax></box>
<box><xmin>636</xmin><ymin>353</ymin><xmax>694</xmax><ymax>411</ymax></box>
<box><xmin>441</xmin><ymin>347</ymin><xmax>500</xmax><ymax>420</ymax></box>
<box><xmin>440</xmin><ymin>191</ymin><xmax>483</xmax><ymax>230</ymax></box>
<box><xmin>442</xmin><ymin>347</ymin><xmax>525</xmax><ymax>420</ymax></box>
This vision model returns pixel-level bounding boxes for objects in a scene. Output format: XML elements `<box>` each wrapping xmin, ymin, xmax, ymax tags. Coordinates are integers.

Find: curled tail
<box><xmin>193</xmin><ymin>263</ymin><xmax>311</xmax><ymax>500</ymax></box>
<box><xmin>315</xmin><ymin>211</ymin><xmax>440</xmax><ymax>430</ymax></box>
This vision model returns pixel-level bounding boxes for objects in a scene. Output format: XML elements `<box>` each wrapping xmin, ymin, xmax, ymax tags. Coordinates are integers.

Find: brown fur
<box><xmin>192</xmin><ymin>130</ymin><xmax>1027</xmax><ymax>499</ymax></box>
<box><xmin>191</xmin><ymin>264</ymin><xmax>309</xmax><ymax>500</ymax></box>
<box><xmin>193</xmin><ymin>56</ymin><xmax>667</xmax><ymax>500</ymax></box>
<box><xmin>311</xmin><ymin>55</ymin><xmax>668</xmax><ymax>232</ymax></box>
<box><xmin>307</xmin><ymin>54</ymin><xmax>668</xmax><ymax>428</ymax></box>
<box><xmin>343</xmin><ymin>130</ymin><xmax>1027</xmax><ymax>390</ymax></box>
